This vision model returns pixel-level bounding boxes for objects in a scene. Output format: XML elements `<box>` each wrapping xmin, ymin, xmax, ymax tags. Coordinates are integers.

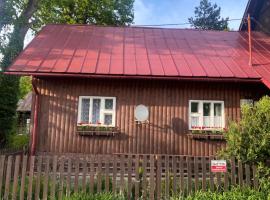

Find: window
<box><xmin>78</xmin><ymin>96</ymin><xmax>116</xmax><ymax>126</ymax></box>
<box><xmin>240</xmin><ymin>99</ymin><xmax>253</xmax><ymax>107</ymax></box>
<box><xmin>189</xmin><ymin>100</ymin><xmax>225</xmax><ymax>130</ymax></box>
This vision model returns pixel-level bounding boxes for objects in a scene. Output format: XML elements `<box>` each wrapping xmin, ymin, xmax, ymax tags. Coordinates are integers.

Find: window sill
<box><xmin>76</xmin><ymin>126</ymin><xmax>119</xmax><ymax>136</ymax></box>
<box><xmin>77</xmin><ymin>130</ymin><xmax>119</xmax><ymax>136</ymax></box>
<box><xmin>187</xmin><ymin>133</ymin><xmax>225</xmax><ymax>140</ymax></box>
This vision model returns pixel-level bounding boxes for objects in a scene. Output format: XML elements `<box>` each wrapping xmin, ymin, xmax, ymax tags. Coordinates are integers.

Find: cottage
<box><xmin>5</xmin><ymin>25</ymin><xmax>270</xmax><ymax>156</ymax></box>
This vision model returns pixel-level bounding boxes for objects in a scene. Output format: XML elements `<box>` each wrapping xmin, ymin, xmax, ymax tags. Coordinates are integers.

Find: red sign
<box><xmin>211</xmin><ymin>160</ymin><xmax>227</xmax><ymax>172</ymax></box>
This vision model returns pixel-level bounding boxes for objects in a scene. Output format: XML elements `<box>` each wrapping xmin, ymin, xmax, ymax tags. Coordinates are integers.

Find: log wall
<box><xmin>34</xmin><ymin>77</ymin><xmax>267</xmax><ymax>156</ymax></box>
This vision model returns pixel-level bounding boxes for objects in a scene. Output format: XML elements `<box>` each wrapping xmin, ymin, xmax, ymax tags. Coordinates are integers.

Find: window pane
<box><xmin>92</xmin><ymin>99</ymin><xmax>101</xmax><ymax>124</ymax></box>
<box><xmin>105</xmin><ymin>99</ymin><xmax>113</xmax><ymax>110</ymax></box>
<box><xmin>191</xmin><ymin>102</ymin><xmax>199</xmax><ymax>113</ymax></box>
<box><xmin>104</xmin><ymin>114</ymin><xmax>113</xmax><ymax>125</ymax></box>
<box><xmin>203</xmin><ymin>103</ymin><xmax>211</xmax><ymax>116</ymax></box>
<box><xmin>191</xmin><ymin>116</ymin><xmax>199</xmax><ymax>128</ymax></box>
<box><xmin>81</xmin><ymin>98</ymin><xmax>90</xmax><ymax>123</ymax></box>
<box><xmin>214</xmin><ymin>103</ymin><xmax>222</xmax><ymax>116</ymax></box>
<box><xmin>203</xmin><ymin>103</ymin><xmax>211</xmax><ymax>127</ymax></box>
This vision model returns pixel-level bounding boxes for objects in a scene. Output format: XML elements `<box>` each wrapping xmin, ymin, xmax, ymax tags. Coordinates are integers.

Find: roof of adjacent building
<box><xmin>240</xmin><ymin>0</ymin><xmax>270</xmax><ymax>32</ymax></box>
<box><xmin>5</xmin><ymin>24</ymin><xmax>270</xmax><ymax>89</ymax></box>
<box><xmin>17</xmin><ymin>92</ymin><xmax>32</xmax><ymax>112</ymax></box>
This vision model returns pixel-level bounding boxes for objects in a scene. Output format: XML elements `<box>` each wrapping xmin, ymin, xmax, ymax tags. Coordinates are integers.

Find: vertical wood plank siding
<box><xmin>35</xmin><ymin>77</ymin><xmax>266</xmax><ymax>156</ymax></box>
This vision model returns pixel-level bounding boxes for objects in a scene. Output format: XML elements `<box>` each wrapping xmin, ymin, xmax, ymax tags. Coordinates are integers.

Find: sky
<box><xmin>6</xmin><ymin>0</ymin><xmax>250</xmax><ymax>55</ymax></box>
<box><xmin>134</xmin><ymin>0</ymin><xmax>249</xmax><ymax>30</ymax></box>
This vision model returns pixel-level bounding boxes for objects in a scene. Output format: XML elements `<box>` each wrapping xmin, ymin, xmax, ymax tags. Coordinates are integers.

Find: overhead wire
<box><xmin>132</xmin><ymin>18</ymin><xmax>245</xmax><ymax>27</ymax></box>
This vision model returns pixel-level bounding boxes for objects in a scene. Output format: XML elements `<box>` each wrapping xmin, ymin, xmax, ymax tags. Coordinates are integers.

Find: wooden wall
<box><xmin>34</xmin><ymin>77</ymin><xmax>267</xmax><ymax>156</ymax></box>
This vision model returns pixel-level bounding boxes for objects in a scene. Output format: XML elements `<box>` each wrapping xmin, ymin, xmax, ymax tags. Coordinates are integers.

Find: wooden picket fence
<box><xmin>0</xmin><ymin>154</ymin><xmax>259</xmax><ymax>200</ymax></box>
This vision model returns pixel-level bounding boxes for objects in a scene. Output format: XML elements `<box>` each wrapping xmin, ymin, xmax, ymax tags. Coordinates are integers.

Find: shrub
<box><xmin>63</xmin><ymin>192</ymin><xmax>125</xmax><ymax>200</ymax></box>
<box><xmin>171</xmin><ymin>187</ymin><xmax>270</xmax><ymax>200</ymax></box>
<box><xmin>220</xmin><ymin>96</ymin><xmax>270</xmax><ymax>163</ymax></box>
<box><xmin>6</xmin><ymin>134</ymin><xmax>29</xmax><ymax>149</ymax></box>
<box><xmin>220</xmin><ymin>96</ymin><xmax>270</xmax><ymax>185</ymax></box>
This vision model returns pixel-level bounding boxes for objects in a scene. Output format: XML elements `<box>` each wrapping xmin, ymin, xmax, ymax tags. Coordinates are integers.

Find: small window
<box><xmin>240</xmin><ymin>99</ymin><xmax>253</xmax><ymax>107</ymax></box>
<box><xmin>191</xmin><ymin>102</ymin><xmax>199</xmax><ymax>113</ymax></box>
<box><xmin>189</xmin><ymin>100</ymin><xmax>225</xmax><ymax>130</ymax></box>
<box><xmin>78</xmin><ymin>96</ymin><xmax>116</xmax><ymax>126</ymax></box>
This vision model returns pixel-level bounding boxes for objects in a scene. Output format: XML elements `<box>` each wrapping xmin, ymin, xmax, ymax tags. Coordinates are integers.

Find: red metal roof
<box><xmin>5</xmin><ymin>24</ymin><xmax>270</xmax><ymax>88</ymax></box>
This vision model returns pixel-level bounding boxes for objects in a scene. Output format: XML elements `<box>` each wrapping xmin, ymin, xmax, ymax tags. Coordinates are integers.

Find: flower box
<box><xmin>76</xmin><ymin>125</ymin><xmax>119</xmax><ymax>136</ymax></box>
<box><xmin>187</xmin><ymin>129</ymin><xmax>226</xmax><ymax>140</ymax></box>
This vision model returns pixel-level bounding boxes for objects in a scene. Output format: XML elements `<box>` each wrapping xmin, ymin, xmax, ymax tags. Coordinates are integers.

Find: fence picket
<box><xmin>112</xmin><ymin>156</ymin><xmax>117</xmax><ymax>193</ymax></box>
<box><xmin>187</xmin><ymin>157</ymin><xmax>192</xmax><ymax>194</ymax></box>
<box><xmin>194</xmin><ymin>157</ymin><xmax>199</xmax><ymax>192</ymax></box>
<box><xmin>142</xmin><ymin>155</ymin><xmax>148</xmax><ymax>200</ymax></box>
<box><xmin>97</xmin><ymin>156</ymin><xmax>102</xmax><ymax>193</ymax></box>
<box><xmin>66</xmin><ymin>158</ymin><xmax>72</xmax><ymax>197</ymax></box>
<box><xmin>0</xmin><ymin>155</ymin><xmax>6</xmax><ymax>199</ymax></box>
<box><xmin>202</xmin><ymin>157</ymin><xmax>206</xmax><ymax>191</ymax></box>
<box><xmin>27</xmin><ymin>156</ymin><xmax>35</xmax><ymax>200</ymax></box>
<box><xmin>58</xmin><ymin>158</ymin><xmax>65</xmax><ymax>200</ymax></box>
<box><xmin>238</xmin><ymin>160</ymin><xmax>243</xmax><ymax>186</ymax></box>
<box><xmin>179</xmin><ymin>156</ymin><xmax>184</xmax><ymax>193</ymax></box>
<box><xmin>19</xmin><ymin>155</ymin><xmax>28</xmax><ymax>200</ymax></box>
<box><xmin>119</xmin><ymin>155</ymin><xmax>125</xmax><ymax>193</ymax></box>
<box><xmin>156</xmin><ymin>155</ymin><xmax>161</xmax><ymax>200</ymax></box>
<box><xmin>172</xmin><ymin>156</ymin><xmax>177</xmax><ymax>194</ymax></box>
<box><xmin>127</xmin><ymin>155</ymin><xmax>132</xmax><ymax>200</ymax></box>
<box><xmin>74</xmin><ymin>157</ymin><xmax>80</xmax><ymax>193</ymax></box>
<box><xmin>82</xmin><ymin>157</ymin><xmax>87</xmax><ymax>193</ymax></box>
<box><xmin>231</xmin><ymin>158</ymin><xmax>236</xmax><ymax>185</ymax></box>
<box><xmin>150</xmin><ymin>155</ymin><xmax>155</xmax><ymax>200</ymax></box>
<box><xmin>42</xmin><ymin>156</ymin><xmax>50</xmax><ymax>200</ymax></box>
<box><xmin>224</xmin><ymin>169</ymin><xmax>229</xmax><ymax>191</ymax></box>
<box><xmin>165</xmin><ymin>155</ymin><xmax>170</xmax><ymax>198</ymax></box>
<box><xmin>34</xmin><ymin>156</ymin><xmax>42</xmax><ymax>200</ymax></box>
<box><xmin>209</xmin><ymin>157</ymin><xmax>214</xmax><ymax>191</ymax></box>
<box><xmin>50</xmin><ymin>156</ymin><xmax>58</xmax><ymax>199</ymax></box>
<box><xmin>0</xmin><ymin>153</ymin><xmax>262</xmax><ymax>199</ymax></box>
<box><xmin>11</xmin><ymin>155</ymin><xmax>21</xmax><ymax>200</ymax></box>
<box><xmin>252</xmin><ymin>165</ymin><xmax>259</xmax><ymax>189</ymax></box>
<box><xmin>4</xmin><ymin>156</ymin><xmax>12</xmax><ymax>200</ymax></box>
<box><xmin>245</xmin><ymin>164</ymin><xmax>250</xmax><ymax>186</ymax></box>
<box><xmin>134</xmin><ymin>155</ymin><xmax>140</xmax><ymax>200</ymax></box>
<box><xmin>89</xmin><ymin>156</ymin><xmax>94</xmax><ymax>193</ymax></box>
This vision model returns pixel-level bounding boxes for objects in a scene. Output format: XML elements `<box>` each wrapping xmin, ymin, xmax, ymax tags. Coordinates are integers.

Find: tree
<box><xmin>188</xmin><ymin>0</ymin><xmax>229</xmax><ymax>30</ymax></box>
<box><xmin>221</xmin><ymin>96</ymin><xmax>270</xmax><ymax>163</ymax></box>
<box><xmin>0</xmin><ymin>0</ymin><xmax>134</xmax><ymax>145</ymax></box>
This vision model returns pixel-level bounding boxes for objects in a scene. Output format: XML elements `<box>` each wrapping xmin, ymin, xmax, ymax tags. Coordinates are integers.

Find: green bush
<box><xmin>220</xmin><ymin>96</ymin><xmax>270</xmax><ymax>185</ymax></box>
<box><xmin>220</xmin><ymin>96</ymin><xmax>270</xmax><ymax>163</ymax></box>
<box><xmin>171</xmin><ymin>187</ymin><xmax>270</xmax><ymax>200</ymax></box>
<box><xmin>191</xmin><ymin>187</ymin><xmax>269</xmax><ymax>200</ymax></box>
<box><xmin>7</xmin><ymin>134</ymin><xmax>29</xmax><ymax>148</ymax></box>
<box><xmin>63</xmin><ymin>192</ymin><xmax>125</xmax><ymax>200</ymax></box>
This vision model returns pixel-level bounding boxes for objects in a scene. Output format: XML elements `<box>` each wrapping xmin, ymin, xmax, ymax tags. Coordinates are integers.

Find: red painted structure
<box><xmin>5</xmin><ymin>24</ymin><xmax>270</xmax><ymax>89</ymax></box>
<box><xmin>4</xmin><ymin>25</ymin><xmax>270</xmax><ymax>155</ymax></box>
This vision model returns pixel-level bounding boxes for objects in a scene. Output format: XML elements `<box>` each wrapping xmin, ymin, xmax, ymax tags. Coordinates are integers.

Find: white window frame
<box><xmin>77</xmin><ymin>96</ymin><xmax>116</xmax><ymax>127</ymax></box>
<box><xmin>189</xmin><ymin>100</ymin><xmax>225</xmax><ymax>130</ymax></box>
